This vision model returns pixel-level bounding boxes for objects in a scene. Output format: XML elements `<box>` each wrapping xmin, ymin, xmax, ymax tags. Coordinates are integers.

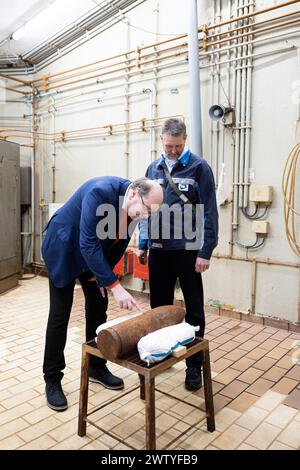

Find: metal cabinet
<box><xmin>0</xmin><ymin>141</ymin><xmax>21</xmax><ymax>294</ymax></box>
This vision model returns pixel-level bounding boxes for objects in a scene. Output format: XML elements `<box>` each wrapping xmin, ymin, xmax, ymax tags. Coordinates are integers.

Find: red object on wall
<box><xmin>113</xmin><ymin>249</ymin><xmax>134</xmax><ymax>276</ymax></box>
<box><xmin>133</xmin><ymin>253</ymin><xmax>149</xmax><ymax>281</ymax></box>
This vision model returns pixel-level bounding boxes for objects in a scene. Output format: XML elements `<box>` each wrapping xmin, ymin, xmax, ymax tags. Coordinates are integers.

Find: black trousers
<box><xmin>148</xmin><ymin>249</ymin><xmax>205</xmax><ymax>368</ymax></box>
<box><xmin>43</xmin><ymin>271</ymin><xmax>107</xmax><ymax>383</ymax></box>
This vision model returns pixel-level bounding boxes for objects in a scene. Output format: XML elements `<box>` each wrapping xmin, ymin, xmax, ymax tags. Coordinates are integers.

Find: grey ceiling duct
<box><xmin>0</xmin><ymin>0</ymin><xmax>146</xmax><ymax>72</ymax></box>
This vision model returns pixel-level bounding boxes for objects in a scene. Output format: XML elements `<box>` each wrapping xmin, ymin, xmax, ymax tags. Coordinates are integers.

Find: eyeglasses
<box><xmin>138</xmin><ymin>190</ymin><xmax>152</xmax><ymax>216</ymax></box>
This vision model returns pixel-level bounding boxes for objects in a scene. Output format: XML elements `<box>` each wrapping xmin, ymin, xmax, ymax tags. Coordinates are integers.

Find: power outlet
<box><xmin>252</xmin><ymin>220</ymin><xmax>269</xmax><ymax>234</ymax></box>
<box><xmin>249</xmin><ymin>185</ymin><xmax>273</xmax><ymax>203</ymax></box>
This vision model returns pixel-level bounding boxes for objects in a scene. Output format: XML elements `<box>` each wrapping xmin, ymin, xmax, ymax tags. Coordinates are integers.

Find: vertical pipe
<box><xmin>215</xmin><ymin>0</ymin><xmax>222</xmax><ymax>184</ymax></box>
<box><xmin>229</xmin><ymin>0</ymin><xmax>234</xmax><ymax>256</ymax></box>
<box><xmin>209</xmin><ymin>0</ymin><xmax>216</xmax><ymax>170</ymax></box>
<box><xmin>233</xmin><ymin>0</ymin><xmax>242</xmax><ymax>229</ymax></box>
<box><xmin>243</xmin><ymin>1</ymin><xmax>254</xmax><ymax>207</ymax></box>
<box><xmin>31</xmin><ymin>98</ymin><xmax>36</xmax><ymax>264</ymax></box>
<box><xmin>149</xmin><ymin>84</ymin><xmax>157</xmax><ymax>162</ymax></box>
<box><xmin>124</xmin><ymin>19</ymin><xmax>130</xmax><ymax>178</ymax></box>
<box><xmin>239</xmin><ymin>0</ymin><xmax>247</xmax><ymax>208</ymax></box>
<box><xmin>210</xmin><ymin>68</ymin><xmax>215</xmax><ymax>169</ymax></box>
<box><xmin>149</xmin><ymin>0</ymin><xmax>159</xmax><ymax>162</ymax></box>
<box><xmin>39</xmin><ymin>114</ymin><xmax>44</xmax><ymax>260</ymax></box>
<box><xmin>50</xmin><ymin>95</ymin><xmax>56</xmax><ymax>203</ymax></box>
<box><xmin>227</xmin><ymin>0</ymin><xmax>232</xmax><ymax>108</ymax></box>
<box><xmin>251</xmin><ymin>259</ymin><xmax>257</xmax><ymax>314</ymax></box>
<box><xmin>188</xmin><ymin>0</ymin><xmax>203</xmax><ymax>156</ymax></box>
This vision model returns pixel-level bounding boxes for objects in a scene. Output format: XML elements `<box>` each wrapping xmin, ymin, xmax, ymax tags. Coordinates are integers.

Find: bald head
<box><xmin>126</xmin><ymin>178</ymin><xmax>164</xmax><ymax>221</ymax></box>
<box><xmin>144</xmin><ymin>180</ymin><xmax>164</xmax><ymax>208</ymax></box>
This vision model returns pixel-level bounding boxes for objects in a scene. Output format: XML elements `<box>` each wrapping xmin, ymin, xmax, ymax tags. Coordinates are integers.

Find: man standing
<box><xmin>139</xmin><ymin>119</ymin><xmax>218</xmax><ymax>391</ymax></box>
<box><xmin>42</xmin><ymin>176</ymin><xmax>163</xmax><ymax>411</ymax></box>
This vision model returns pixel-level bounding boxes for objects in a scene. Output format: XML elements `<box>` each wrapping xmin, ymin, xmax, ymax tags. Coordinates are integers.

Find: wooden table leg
<box><xmin>139</xmin><ymin>374</ymin><xmax>145</xmax><ymax>400</ymax></box>
<box><xmin>145</xmin><ymin>376</ymin><xmax>156</xmax><ymax>450</ymax></box>
<box><xmin>78</xmin><ymin>344</ymin><xmax>90</xmax><ymax>437</ymax></box>
<box><xmin>201</xmin><ymin>346</ymin><xmax>215</xmax><ymax>432</ymax></box>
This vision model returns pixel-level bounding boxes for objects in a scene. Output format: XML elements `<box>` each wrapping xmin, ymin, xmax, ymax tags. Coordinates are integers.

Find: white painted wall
<box><xmin>2</xmin><ymin>0</ymin><xmax>300</xmax><ymax>322</ymax></box>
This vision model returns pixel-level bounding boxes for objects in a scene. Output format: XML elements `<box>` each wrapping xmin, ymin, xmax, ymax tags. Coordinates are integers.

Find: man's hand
<box><xmin>110</xmin><ymin>283</ymin><xmax>139</xmax><ymax>310</ymax></box>
<box><xmin>195</xmin><ymin>257</ymin><xmax>210</xmax><ymax>273</ymax></box>
<box><xmin>138</xmin><ymin>249</ymin><xmax>148</xmax><ymax>265</ymax></box>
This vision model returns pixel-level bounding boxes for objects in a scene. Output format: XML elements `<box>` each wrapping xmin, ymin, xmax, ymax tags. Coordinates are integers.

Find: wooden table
<box><xmin>78</xmin><ymin>337</ymin><xmax>215</xmax><ymax>450</ymax></box>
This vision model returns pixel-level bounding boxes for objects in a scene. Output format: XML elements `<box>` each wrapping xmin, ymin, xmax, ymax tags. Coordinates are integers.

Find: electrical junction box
<box><xmin>223</xmin><ymin>109</ymin><xmax>235</xmax><ymax>127</ymax></box>
<box><xmin>249</xmin><ymin>185</ymin><xmax>273</xmax><ymax>203</ymax></box>
<box><xmin>252</xmin><ymin>221</ymin><xmax>269</xmax><ymax>234</ymax></box>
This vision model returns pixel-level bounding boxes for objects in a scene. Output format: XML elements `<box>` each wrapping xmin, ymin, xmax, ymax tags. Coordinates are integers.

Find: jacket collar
<box><xmin>157</xmin><ymin>147</ymin><xmax>191</xmax><ymax>169</ymax></box>
<box><xmin>119</xmin><ymin>180</ymin><xmax>131</xmax><ymax>209</ymax></box>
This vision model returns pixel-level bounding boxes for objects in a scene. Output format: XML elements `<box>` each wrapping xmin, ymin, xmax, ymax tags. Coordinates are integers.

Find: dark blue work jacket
<box><xmin>139</xmin><ymin>150</ymin><xmax>218</xmax><ymax>259</ymax></box>
<box><xmin>42</xmin><ymin>177</ymin><xmax>132</xmax><ymax>288</ymax></box>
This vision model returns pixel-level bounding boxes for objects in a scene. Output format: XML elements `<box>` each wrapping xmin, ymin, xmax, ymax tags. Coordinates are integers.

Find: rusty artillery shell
<box><xmin>97</xmin><ymin>305</ymin><xmax>186</xmax><ymax>360</ymax></box>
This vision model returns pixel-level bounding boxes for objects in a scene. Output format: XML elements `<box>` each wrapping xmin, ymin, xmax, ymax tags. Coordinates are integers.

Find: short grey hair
<box><xmin>131</xmin><ymin>177</ymin><xmax>152</xmax><ymax>197</ymax></box>
<box><xmin>161</xmin><ymin>118</ymin><xmax>186</xmax><ymax>138</ymax></box>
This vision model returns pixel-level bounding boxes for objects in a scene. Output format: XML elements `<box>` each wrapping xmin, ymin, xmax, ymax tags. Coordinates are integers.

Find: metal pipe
<box><xmin>49</xmin><ymin>95</ymin><xmax>57</xmax><ymax>203</ymax></box>
<box><xmin>2</xmin><ymin>86</ymin><xmax>30</xmax><ymax>96</ymax></box>
<box><xmin>1</xmin><ymin>0</ymin><xmax>299</xmax><ymax>79</ymax></box>
<box><xmin>35</xmin><ymin>89</ymin><xmax>146</xmax><ymax>116</ymax></box>
<box><xmin>233</xmin><ymin>1</ymin><xmax>242</xmax><ymax>230</ymax></box>
<box><xmin>148</xmin><ymin>84</ymin><xmax>157</xmax><ymax>163</ymax></box>
<box><xmin>22</xmin><ymin>22</ymin><xmax>297</xmax><ymax>95</ymax></box>
<box><xmin>3</xmin><ymin>42</ymin><xmax>296</xmax><ymax>143</ymax></box>
<box><xmin>2</xmin><ymin>38</ymin><xmax>295</xmax><ymax>141</ymax></box>
<box><xmin>209</xmin><ymin>8</ymin><xmax>300</xmax><ymax>40</ymax></box>
<box><xmin>34</xmin><ymin>16</ymin><xmax>300</xmax><ymax>95</ymax></box>
<box><xmin>206</xmin><ymin>0</ymin><xmax>300</xmax><ymax>32</ymax></box>
<box><xmin>31</xmin><ymin>99</ymin><xmax>36</xmax><ymax>264</ymax></box>
<box><xmin>124</xmin><ymin>19</ymin><xmax>130</xmax><ymax>179</ymax></box>
<box><xmin>1</xmin><ymin>114</ymin><xmax>185</xmax><ymax>142</ymax></box>
<box><xmin>239</xmin><ymin>0</ymin><xmax>247</xmax><ymax>208</ymax></box>
<box><xmin>188</xmin><ymin>0</ymin><xmax>203</xmax><ymax>155</ymax></box>
<box><xmin>0</xmin><ymin>73</ymin><xmax>30</xmax><ymax>85</ymax></box>
<box><xmin>4</xmin><ymin>0</ymin><xmax>299</xmax><ymax>79</ymax></box>
<box><xmin>28</xmin><ymin>28</ymin><xmax>298</xmax><ymax>110</ymax></box>
<box><xmin>251</xmin><ymin>259</ymin><xmax>257</xmax><ymax>313</ymax></box>
<box><xmin>213</xmin><ymin>252</ymin><xmax>300</xmax><ymax>268</ymax></box>
<box><xmin>34</xmin><ymin>41</ymin><xmax>188</xmax><ymax>90</ymax></box>
<box><xmin>37</xmin><ymin>48</ymin><xmax>189</xmax><ymax>93</ymax></box>
<box><xmin>209</xmin><ymin>0</ymin><xmax>216</xmax><ymax>171</ymax></box>
<box><xmin>243</xmin><ymin>0</ymin><xmax>254</xmax><ymax>207</ymax></box>
<box><xmin>19</xmin><ymin>27</ymin><xmax>298</xmax><ymax>102</ymax></box>
<box><xmin>215</xmin><ymin>0</ymin><xmax>222</xmax><ymax>183</ymax></box>
<box><xmin>206</xmin><ymin>15</ymin><xmax>300</xmax><ymax>50</ymax></box>
<box><xmin>150</xmin><ymin>0</ymin><xmax>159</xmax><ymax>163</ymax></box>
<box><xmin>229</xmin><ymin>0</ymin><xmax>235</xmax><ymax>257</ymax></box>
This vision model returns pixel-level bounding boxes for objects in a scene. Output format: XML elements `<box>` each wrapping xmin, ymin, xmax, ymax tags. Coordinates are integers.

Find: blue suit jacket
<box><xmin>42</xmin><ymin>177</ymin><xmax>133</xmax><ymax>288</ymax></box>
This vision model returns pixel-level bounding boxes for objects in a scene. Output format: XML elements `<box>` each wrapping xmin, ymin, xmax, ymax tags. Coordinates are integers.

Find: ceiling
<box><xmin>0</xmin><ymin>0</ymin><xmax>145</xmax><ymax>71</ymax></box>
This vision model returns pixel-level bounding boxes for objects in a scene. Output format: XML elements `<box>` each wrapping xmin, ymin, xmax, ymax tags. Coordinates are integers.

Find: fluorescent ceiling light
<box><xmin>12</xmin><ymin>0</ymin><xmax>58</xmax><ymax>41</ymax></box>
<box><xmin>12</xmin><ymin>25</ymin><xmax>27</xmax><ymax>41</ymax></box>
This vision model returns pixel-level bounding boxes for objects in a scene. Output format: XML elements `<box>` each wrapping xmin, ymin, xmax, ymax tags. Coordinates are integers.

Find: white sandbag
<box><xmin>137</xmin><ymin>322</ymin><xmax>199</xmax><ymax>365</ymax></box>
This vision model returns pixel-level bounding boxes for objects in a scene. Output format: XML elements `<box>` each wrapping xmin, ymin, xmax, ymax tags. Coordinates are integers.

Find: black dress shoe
<box><xmin>185</xmin><ymin>366</ymin><xmax>203</xmax><ymax>391</ymax></box>
<box><xmin>89</xmin><ymin>365</ymin><xmax>124</xmax><ymax>390</ymax></box>
<box><xmin>45</xmin><ymin>380</ymin><xmax>68</xmax><ymax>411</ymax></box>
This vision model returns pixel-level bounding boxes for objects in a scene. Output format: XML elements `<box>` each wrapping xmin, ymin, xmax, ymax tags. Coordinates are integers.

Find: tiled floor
<box><xmin>0</xmin><ymin>276</ymin><xmax>299</xmax><ymax>450</ymax></box>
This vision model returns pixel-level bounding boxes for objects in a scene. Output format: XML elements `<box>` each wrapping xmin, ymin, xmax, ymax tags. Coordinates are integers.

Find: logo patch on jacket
<box><xmin>178</xmin><ymin>183</ymin><xmax>189</xmax><ymax>192</ymax></box>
